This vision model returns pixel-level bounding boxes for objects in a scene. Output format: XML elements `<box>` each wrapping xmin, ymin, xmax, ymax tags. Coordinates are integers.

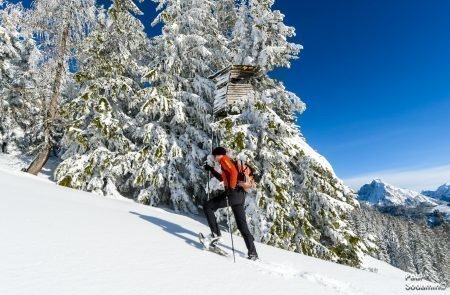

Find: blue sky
<box><xmin>270</xmin><ymin>0</ymin><xmax>450</xmax><ymax>190</ymax></box>
<box><xmin>15</xmin><ymin>0</ymin><xmax>450</xmax><ymax>190</ymax></box>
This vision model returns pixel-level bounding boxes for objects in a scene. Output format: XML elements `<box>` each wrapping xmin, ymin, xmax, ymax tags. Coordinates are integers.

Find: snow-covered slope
<box><xmin>2</xmin><ymin>168</ymin><xmax>442</xmax><ymax>295</ymax></box>
<box><xmin>358</xmin><ymin>179</ymin><xmax>437</xmax><ymax>207</ymax></box>
<box><xmin>423</xmin><ymin>183</ymin><xmax>450</xmax><ymax>202</ymax></box>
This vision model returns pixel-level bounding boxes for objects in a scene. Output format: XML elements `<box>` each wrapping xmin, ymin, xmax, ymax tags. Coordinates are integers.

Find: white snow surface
<box><xmin>358</xmin><ymin>179</ymin><xmax>437</xmax><ymax>207</ymax></box>
<box><xmin>2</xmin><ymin>167</ymin><xmax>445</xmax><ymax>295</ymax></box>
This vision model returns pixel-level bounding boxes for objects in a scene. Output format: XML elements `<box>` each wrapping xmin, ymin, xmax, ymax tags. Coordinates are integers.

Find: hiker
<box><xmin>203</xmin><ymin>146</ymin><xmax>258</xmax><ymax>260</ymax></box>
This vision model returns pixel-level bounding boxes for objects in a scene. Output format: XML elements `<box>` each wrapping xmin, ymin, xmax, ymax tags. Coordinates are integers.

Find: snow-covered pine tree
<box><xmin>433</xmin><ymin>226</ymin><xmax>450</xmax><ymax>286</ymax></box>
<box><xmin>231</xmin><ymin>0</ymin><xmax>253</xmax><ymax>65</ymax></box>
<box><xmin>25</xmin><ymin>0</ymin><xmax>96</xmax><ymax>175</ymax></box>
<box><xmin>215</xmin><ymin>0</ymin><xmax>238</xmax><ymax>38</ymax></box>
<box><xmin>0</xmin><ymin>2</ymin><xmax>41</xmax><ymax>154</ymax></box>
<box><xmin>55</xmin><ymin>0</ymin><xmax>360</xmax><ymax>267</ymax></box>
<box><xmin>203</xmin><ymin>0</ymin><xmax>362</xmax><ymax>266</ymax></box>
<box><xmin>55</xmin><ymin>0</ymin><xmax>150</xmax><ymax>198</ymax></box>
<box><xmin>394</xmin><ymin>219</ymin><xmax>416</xmax><ymax>273</ymax></box>
<box><xmin>350</xmin><ymin>206</ymin><xmax>449</xmax><ymax>283</ymax></box>
<box><xmin>233</xmin><ymin>0</ymin><xmax>300</xmax><ymax>70</ymax></box>
<box><xmin>138</xmin><ymin>0</ymin><xmax>362</xmax><ymax>266</ymax></box>
<box><xmin>124</xmin><ymin>0</ymin><xmax>231</xmax><ymax>212</ymax></box>
<box><xmin>408</xmin><ymin>221</ymin><xmax>440</xmax><ymax>282</ymax></box>
<box><xmin>212</xmin><ymin>86</ymin><xmax>362</xmax><ymax>266</ymax></box>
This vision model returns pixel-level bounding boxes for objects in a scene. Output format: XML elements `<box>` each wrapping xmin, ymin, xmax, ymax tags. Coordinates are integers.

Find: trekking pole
<box><xmin>207</xmin><ymin>114</ymin><xmax>215</xmax><ymax>201</ymax></box>
<box><xmin>226</xmin><ymin>196</ymin><xmax>236</xmax><ymax>263</ymax></box>
<box><xmin>207</xmin><ymin>171</ymin><xmax>211</xmax><ymax>201</ymax></box>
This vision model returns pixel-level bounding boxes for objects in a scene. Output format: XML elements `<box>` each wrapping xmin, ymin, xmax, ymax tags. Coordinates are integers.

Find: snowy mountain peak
<box><xmin>422</xmin><ymin>183</ymin><xmax>450</xmax><ymax>202</ymax></box>
<box><xmin>358</xmin><ymin>179</ymin><xmax>437</xmax><ymax>207</ymax></box>
<box><xmin>372</xmin><ymin>178</ymin><xmax>384</xmax><ymax>184</ymax></box>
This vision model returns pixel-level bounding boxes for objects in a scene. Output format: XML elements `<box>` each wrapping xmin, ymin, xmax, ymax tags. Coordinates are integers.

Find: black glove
<box><xmin>204</xmin><ymin>164</ymin><xmax>214</xmax><ymax>171</ymax></box>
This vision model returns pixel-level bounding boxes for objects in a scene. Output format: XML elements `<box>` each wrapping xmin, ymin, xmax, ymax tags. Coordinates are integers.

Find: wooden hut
<box><xmin>209</xmin><ymin>65</ymin><xmax>260</xmax><ymax>117</ymax></box>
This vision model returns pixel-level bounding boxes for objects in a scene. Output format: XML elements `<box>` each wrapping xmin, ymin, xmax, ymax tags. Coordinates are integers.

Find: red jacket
<box><xmin>218</xmin><ymin>155</ymin><xmax>238</xmax><ymax>190</ymax></box>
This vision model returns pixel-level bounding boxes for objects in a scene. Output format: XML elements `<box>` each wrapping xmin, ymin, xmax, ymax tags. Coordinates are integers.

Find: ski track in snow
<box><xmin>240</xmin><ymin>259</ymin><xmax>365</xmax><ymax>295</ymax></box>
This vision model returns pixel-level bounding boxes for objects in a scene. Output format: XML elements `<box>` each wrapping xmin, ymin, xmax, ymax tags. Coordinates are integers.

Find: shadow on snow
<box><xmin>129</xmin><ymin>210</ymin><xmax>245</xmax><ymax>256</ymax></box>
<box><xmin>129</xmin><ymin>211</ymin><xmax>204</xmax><ymax>250</ymax></box>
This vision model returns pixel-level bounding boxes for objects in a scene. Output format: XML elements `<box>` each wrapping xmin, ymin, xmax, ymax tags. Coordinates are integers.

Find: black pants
<box><xmin>203</xmin><ymin>189</ymin><xmax>257</xmax><ymax>255</ymax></box>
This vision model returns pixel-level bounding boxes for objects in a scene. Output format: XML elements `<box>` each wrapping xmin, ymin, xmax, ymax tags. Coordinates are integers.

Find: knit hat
<box><xmin>212</xmin><ymin>147</ymin><xmax>227</xmax><ymax>156</ymax></box>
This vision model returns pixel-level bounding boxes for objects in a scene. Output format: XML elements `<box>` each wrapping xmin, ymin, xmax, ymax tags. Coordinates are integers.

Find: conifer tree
<box><xmin>215</xmin><ymin>0</ymin><xmax>237</xmax><ymax>38</ymax></box>
<box><xmin>130</xmin><ymin>0</ymin><xmax>231</xmax><ymax>211</ymax></box>
<box><xmin>433</xmin><ymin>227</ymin><xmax>450</xmax><ymax>285</ymax></box>
<box><xmin>0</xmin><ymin>1</ymin><xmax>41</xmax><ymax>154</ymax></box>
<box><xmin>55</xmin><ymin>0</ymin><xmax>150</xmax><ymax>197</ymax></box>
<box><xmin>233</xmin><ymin>0</ymin><xmax>300</xmax><ymax>70</ymax></box>
<box><xmin>205</xmin><ymin>0</ymin><xmax>362</xmax><ymax>266</ymax></box>
<box><xmin>350</xmin><ymin>206</ymin><xmax>450</xmax><ymax>283</ymax></box>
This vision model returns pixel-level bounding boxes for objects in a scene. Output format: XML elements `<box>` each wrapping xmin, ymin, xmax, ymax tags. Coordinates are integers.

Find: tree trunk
<box><xmin>26</xmin><ymin>26</ymin><xmax>69</xmax><ymax>175</ymax></box>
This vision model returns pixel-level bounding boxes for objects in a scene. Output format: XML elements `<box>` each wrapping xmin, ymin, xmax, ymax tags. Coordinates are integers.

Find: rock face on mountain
<box><xmin>422</xmin><ymin>183</ymin><xmax>450</xmax><ymax>202</ymax></box>
<box><xmin>357</xmin><ymin>179</ymin><xmax>437</xmax><ymax>207</ymax></box>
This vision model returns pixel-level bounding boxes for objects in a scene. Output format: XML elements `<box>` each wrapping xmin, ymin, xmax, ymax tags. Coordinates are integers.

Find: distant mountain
<box><xmin>357</xmin><ymin>179</ymin><xmax>437</xmax><ymax>207</ymax></box>
<box><xmin>422</xmin><ymin>183</ymin><xmax>450</xmax><ymax>202</ymax></box>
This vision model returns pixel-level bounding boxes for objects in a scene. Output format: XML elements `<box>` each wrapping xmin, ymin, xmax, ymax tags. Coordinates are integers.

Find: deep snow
<box><xmin>0</xmin><ymin>166</ymin><xmax>447</xmax><ymax>295</ymax></box>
